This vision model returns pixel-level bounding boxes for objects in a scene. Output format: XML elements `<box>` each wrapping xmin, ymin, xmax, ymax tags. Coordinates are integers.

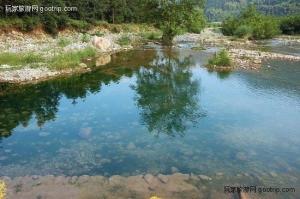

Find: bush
<box><xmin>208</xmin><ymin>49</ymin><xmax>231</xmax><ymax>67</ymax></box>
<box><xmin>187</xmin><ymin>8</ymin><xmax>206</xmax><ymax>33</ymax></box>
<box><xmin>222</xmin><ymin>6</ymin><xmax>280</xmax><ymax>40</ymax></box>
<box><xmin>141</xmin><ymin>32</ymin><xmax>162</xmax><ymax>40</ymax></box>
<box><xmin>42</xmin><ymin>15</ymin><xmax>58</xmax><ymax>36</ymax></box>
<box><xmin>57</xmin><ymin>37</ymin><xmax>71</xmax><ymax>47</ymax></box>
<box><xmin>117</xmin><ymin>35</ymin><xmax>131</xmax><ymax>46</ymax></box>
<box><xmin>94</xmin><ymin>31</ymin><xmax>105</xmax><ymax>37</ymax></box>
<box><xmin>251</xmin><ymin>16</ymin><xmax>280</xmax><ymax>39</ymax></box>
<box><xmin>280</xmin><ymin>15</ymin><xmax>300</xmax><ymax>35</ymax></box>
<box><xmin>69</xmin><ymin>20</ymin><xmax>90</xmax><ymax>31</ymax></box>
<box><xmin>21</xmin><ymin>16</ymin><xmax>39</xmax><ymax>32</ymax></box>
<box><xmin>81</xmin><ymin>34</ymin><xmax>91</xmax><ymax>43</ymax></box>
<box><xmin>56</xmin><ymin>15</ymin><xmax>70</xmax><ymax>30</ymax></box>
<box><xmin>234</xmin><ymin>25</ymin><xmax>252</xmax><ymax>38</ymax></box>
<box><xmin>222</xmin><ymin>17</ymin><xmax>239</xmax><ymax>36</ymax></box>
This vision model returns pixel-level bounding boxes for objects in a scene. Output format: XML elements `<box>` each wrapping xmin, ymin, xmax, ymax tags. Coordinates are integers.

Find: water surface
<box><xmin>0</xmin><ymin>47</ymin><xmax>300</xmax><ymax>195</ymax></box>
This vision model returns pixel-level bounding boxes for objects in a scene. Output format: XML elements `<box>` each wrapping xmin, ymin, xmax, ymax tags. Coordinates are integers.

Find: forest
<box><xmin>0</xmin><ymin>0</ymin><xmax>299</xmax><ymax>41</ymax></box>
<box><xmin>206</xmin><ymin>0</ymin><xmax>300</xmax><ymax>21</ymax></box>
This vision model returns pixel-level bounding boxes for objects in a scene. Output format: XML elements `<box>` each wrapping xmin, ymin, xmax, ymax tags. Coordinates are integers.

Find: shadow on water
<box><xmin>132</xmin><ymin>48</ymin><xmax>205</xmax><ymax>136</ymax></box>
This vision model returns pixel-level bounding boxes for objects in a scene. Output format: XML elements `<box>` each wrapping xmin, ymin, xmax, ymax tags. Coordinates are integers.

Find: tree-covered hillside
<box><xmin>206</xmin><ymin>0</ymin><xmax>300</xmax><ymax>21</ymax></box>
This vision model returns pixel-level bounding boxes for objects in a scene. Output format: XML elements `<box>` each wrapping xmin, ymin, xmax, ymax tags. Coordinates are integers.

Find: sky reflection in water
<box><xmin>0</xmin><ymin>48</ymin><xmax>300</xmax><ymax>191</ymax></box>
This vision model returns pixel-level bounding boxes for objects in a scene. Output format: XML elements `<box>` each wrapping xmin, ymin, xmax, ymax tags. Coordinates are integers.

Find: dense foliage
<box><xmin>222</xmin><ymin>6</ymin><xmax>281</xmax><ymax>40</ymax></box>
<box><xmin>154</xmin><ymin>0</ymin><xmax>206</xmax><ymax>44</ymax></box>
<box><xmin>208</xmin><ymin>49</ymin><xmax>231</xmax><ymax>67</ymax></box>
<box><xmin>0</xmin><ymin>0</ymin><xmax>206</xmax><ymax>40</ymax></box>
<box><xmin>206</xmin><ymin>0</ymin><xmax>300</xmax><ymax>21</ymax></box>
<box><xmin>280</xmin><ymin>15</ymin><xmax>300</xmax><ymax>35</ymax></box>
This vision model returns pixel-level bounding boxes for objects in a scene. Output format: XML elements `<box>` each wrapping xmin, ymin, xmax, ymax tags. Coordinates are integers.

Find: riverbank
<box><xmin>174</xmin><ymin>28</ymin><xmax>300</xmax><ymax>71</ymax></box>
<box><xmin>0</xmin><ymin>27</ymin><xmax>300</xmax><ymax>84</ymax></box>
<box><xmin>0</xmin><ymin>24</ymin><xmax>160</xmax><ymax>83</ymax></box>
<box><xmin>0</xmin><ymin>173</ymin><xmax>265</xmax><ymax>199</ymax></box>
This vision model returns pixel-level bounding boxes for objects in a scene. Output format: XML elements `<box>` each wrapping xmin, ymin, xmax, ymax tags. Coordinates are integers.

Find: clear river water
<box><xmin>0</xmin><ymin>45</ymin><xmax>300</xmax><ymax>196</ymax></box>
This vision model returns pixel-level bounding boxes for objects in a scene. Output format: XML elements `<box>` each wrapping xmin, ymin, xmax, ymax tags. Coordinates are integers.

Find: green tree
<box><xmin>222</xmin><ymin>6</ymin><xmax>280</xmax><ymax>39</ymax></box>
<box><xmin>147</xmin><ymin>0</ymin><xmax>206</xmax><ymax>44</ymax></box>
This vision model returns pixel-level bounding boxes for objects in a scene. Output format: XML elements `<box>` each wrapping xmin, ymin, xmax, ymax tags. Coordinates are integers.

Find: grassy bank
<box><xmin>0</xmin><ymin>52</ymin><xmax>44</xmax><ymax>67</ymax></box>
<box><xmin>50</xmin><ymin>47</ymin><xmax>96</xmax><ymax>69</ymax></box>
<box><xmin>0</xmin><ymin>47</ymin><xmax>96</xmax><ymax>70</ymax></box>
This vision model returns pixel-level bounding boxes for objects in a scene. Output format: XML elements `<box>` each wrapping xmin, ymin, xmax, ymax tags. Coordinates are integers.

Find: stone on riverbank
<box><xmin>92</xmin><ymin>36</ymin><xmax>112</xmax><ymax>52</ymax></box>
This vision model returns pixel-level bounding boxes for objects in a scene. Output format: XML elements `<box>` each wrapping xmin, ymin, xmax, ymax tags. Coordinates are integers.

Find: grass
<box><xmin>208</xmin><ymin>49</ymin><xmax>232</xmax><ymax>67</ymax></box>
<box><xmin>0</xmin><ymin>52</ymin><xmax>44</xmax><ymax>66</ymax></box>
<box><xmin>0</xmin><ymin>48</ymin><xmax>96</xmax><ymax>70</ymax></box>
<box><xmin>140</xmin><ymin>31</ymin><xmax>162</xmax><ymax>40</ymax></box>
<box><xmin>57</xmin><ymin>37</ymin><xmax>71</xmax><ymax>47</ymax></box>
<box><xmin>81</xmin><ymin>33</ymin><xmax>91</xmax><ymax>43</ymax></box>
<box><xmin>50</xmin><ymin>47</ymin><xmax>96</xmax><ymax>69</ymax></box>
<box><xmin>117</xmin><ymin>35</ymin><xmax>131</xmax><ymax>46</ymax></box>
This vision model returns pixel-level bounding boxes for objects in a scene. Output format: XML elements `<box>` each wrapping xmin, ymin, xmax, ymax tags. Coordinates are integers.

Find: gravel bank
<box><xmin>0</xmin><ymin>173</ymin><xmax>259</xmax><ymax>199</ymax></box>
<box><xmin>0</xmin><ymin>29</ymin><xmax>138</xmax><ymax>83</ymax></box>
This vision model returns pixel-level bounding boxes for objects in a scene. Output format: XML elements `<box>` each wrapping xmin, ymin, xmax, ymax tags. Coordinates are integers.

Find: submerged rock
<box><xmin>144</xmin><ymin>174</ymin><xmax>155</xmax><ymax>184</ymax></box>
<box><xmin>157</xmin><ymin>174</ymin><xmax>168</xmax><ymax>184</ymax></box>
<box><xmin>171</xmin><ymin>167</ymin><xmax>179</xmax><ymax>173</ymax></box>
<box><xmin>39</xmin><ymin>132</ymin><xmax>50</xmax><ymax>137</ymax></box>
<box><xmin>198</xmin><ymin>175</ymin><xmax>212</xmax><ymax>181</ymax></box>
<box><xmin>96</xmin><ymin>54</ymin><xmax>111</xmax><ymax>66</ymax></box>
<box><xmin>78</xmin><ymin>127</ymin><xmax>92</xmax><ymax>139</ymax></box>
<box><xmin>127</xmin><ymin>142</ymin><xmax>136</xmax><ymax>150</ymax></box>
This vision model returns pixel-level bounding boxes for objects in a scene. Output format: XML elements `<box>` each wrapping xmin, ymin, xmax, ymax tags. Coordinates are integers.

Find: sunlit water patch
<box><xmin>0</xmin><ymin>48</ymin><xmax>300</xmax><ymax>194</ymax></box>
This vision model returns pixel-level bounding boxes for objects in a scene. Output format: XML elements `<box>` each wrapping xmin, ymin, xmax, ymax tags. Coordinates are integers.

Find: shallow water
<box><xmin>256</xmin><ymin>39</ymin><xmax>300</xmax><ymax>56</ymax></box>
<box><xmin>0</xmin><ymin>47</ymin><xmax>300</xmax><ymax>194</ymax></box>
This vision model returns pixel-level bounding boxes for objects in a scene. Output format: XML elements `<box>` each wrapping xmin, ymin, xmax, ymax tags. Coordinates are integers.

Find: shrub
<box><xmin>69</xmin><ymin>20</ymin><xmax>90</xmax><ymax>31</ymax></box>
<box><xmin>234</xmin><ymin>25</ymin><xmax>252</xmax><ymax>38</ymax></box>
<box><xmin>280</xmin><ymin>15</ymin><xmax>300</xmax><ymax>35</ymax></box>
<box><xmin>21</xmin><ymin>16</ymin><xmax>39</xmax><ymax>32</ymax></box>
<box><xmin>56</xmin><ymin>15</ymin><xmax>70</xmax><ymax>30</ymax></box>
<box><xmin>94</xmin><ymin>31</ymin><xmax>105</xmax><ymax>37</ymax></box>
<box><xmin>187</xmin><ymin>8</ymin><xmax>206</xmax><ymax>33</ymax></box>
<box><xmin>208</xmin><ymin>49</ymin><xmax>231</xmax><ymax>67</ymax></box>
<box><xmin>117</xmin><ymin>35</ymin><xmax>131</xmax><ymax>46</ymax></box>
<box><xmin>222</xmin><ymin>17</ymin><xmax>239</xmax><ymax>36</ymax></box>
<box><xmin>81</xmin><ymin>34</ymin><xmax>91</xmax><ymax>43</ymax></box>
<box><xmin>222</xmin><ymin>6</ymin><xmax>280</xmax><ymax>40</ymax></box>
<box><xmin>141</xmin><ymin>32</ymin><xmax>162</xmax><ymax>40</ymax></box>
<box><xmin>57</xmin><ymin>37</ymin><xmax>71</xmax><ymax>47</ymax></box>
<box><xmin>42</xmin><ymin>15</ymin><xmax>58</xmax><ymax>36</ymax></box>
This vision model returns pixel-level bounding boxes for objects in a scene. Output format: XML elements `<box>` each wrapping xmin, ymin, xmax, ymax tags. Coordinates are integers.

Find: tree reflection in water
<box><xmin>0</xmin><ymin>50</ymin><xmax>157</xmax><ymax>139</ymax></box>
<box><xmin>132</xmin><ymin>49</ymin><xmax>205</xmax><ymax>137</ymax></box>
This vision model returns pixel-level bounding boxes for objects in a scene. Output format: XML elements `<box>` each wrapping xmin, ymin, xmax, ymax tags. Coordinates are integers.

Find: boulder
<box><xmin>96</xmin><ymin>54</ymin><xmax>111</xmax><ymax>66</ymax></box>
<box><xmin>92</xmin><ymin>36</ymin><xmax>112</xmax><ymax>52</ymax></box>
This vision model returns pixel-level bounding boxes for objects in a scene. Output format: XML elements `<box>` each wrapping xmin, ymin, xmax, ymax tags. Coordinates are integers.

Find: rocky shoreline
<box><xmin>0</xmin><ymin>173</ymin><xmax>258</xmax><ymax>199</ymax></box>
<box><xmin>0</xmin><ymin>29</ymin><xmax>138</xmax><ymax>84</ymax></box>
<box><xmin>1</xmin><ymin>28</ymin><xmax>300</xmax><ymax>84</ymax></box>
<box><xmin>229</xmin><ymin>48</ymin><xmax>300</xmax><ymax>70</ymax></box>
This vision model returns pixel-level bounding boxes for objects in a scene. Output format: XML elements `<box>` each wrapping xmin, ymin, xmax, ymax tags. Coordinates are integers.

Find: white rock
<box><xmin>92</xmin><ymin>36</ymin><xmax>112</xmax><ymax>52</ymax></box>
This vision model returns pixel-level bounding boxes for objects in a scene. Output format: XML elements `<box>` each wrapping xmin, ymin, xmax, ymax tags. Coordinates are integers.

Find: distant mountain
<box><xmin>205</xmin><ymin>0</ymin><xmax>300</xmax><ymax>21</ymax></box>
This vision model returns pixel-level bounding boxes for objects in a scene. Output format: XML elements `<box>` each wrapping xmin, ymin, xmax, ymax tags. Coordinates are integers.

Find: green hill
<box><xmin>205</xmin><ymin>0</ymin><xmax>300</xmax><ymax>21</ymax></box>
